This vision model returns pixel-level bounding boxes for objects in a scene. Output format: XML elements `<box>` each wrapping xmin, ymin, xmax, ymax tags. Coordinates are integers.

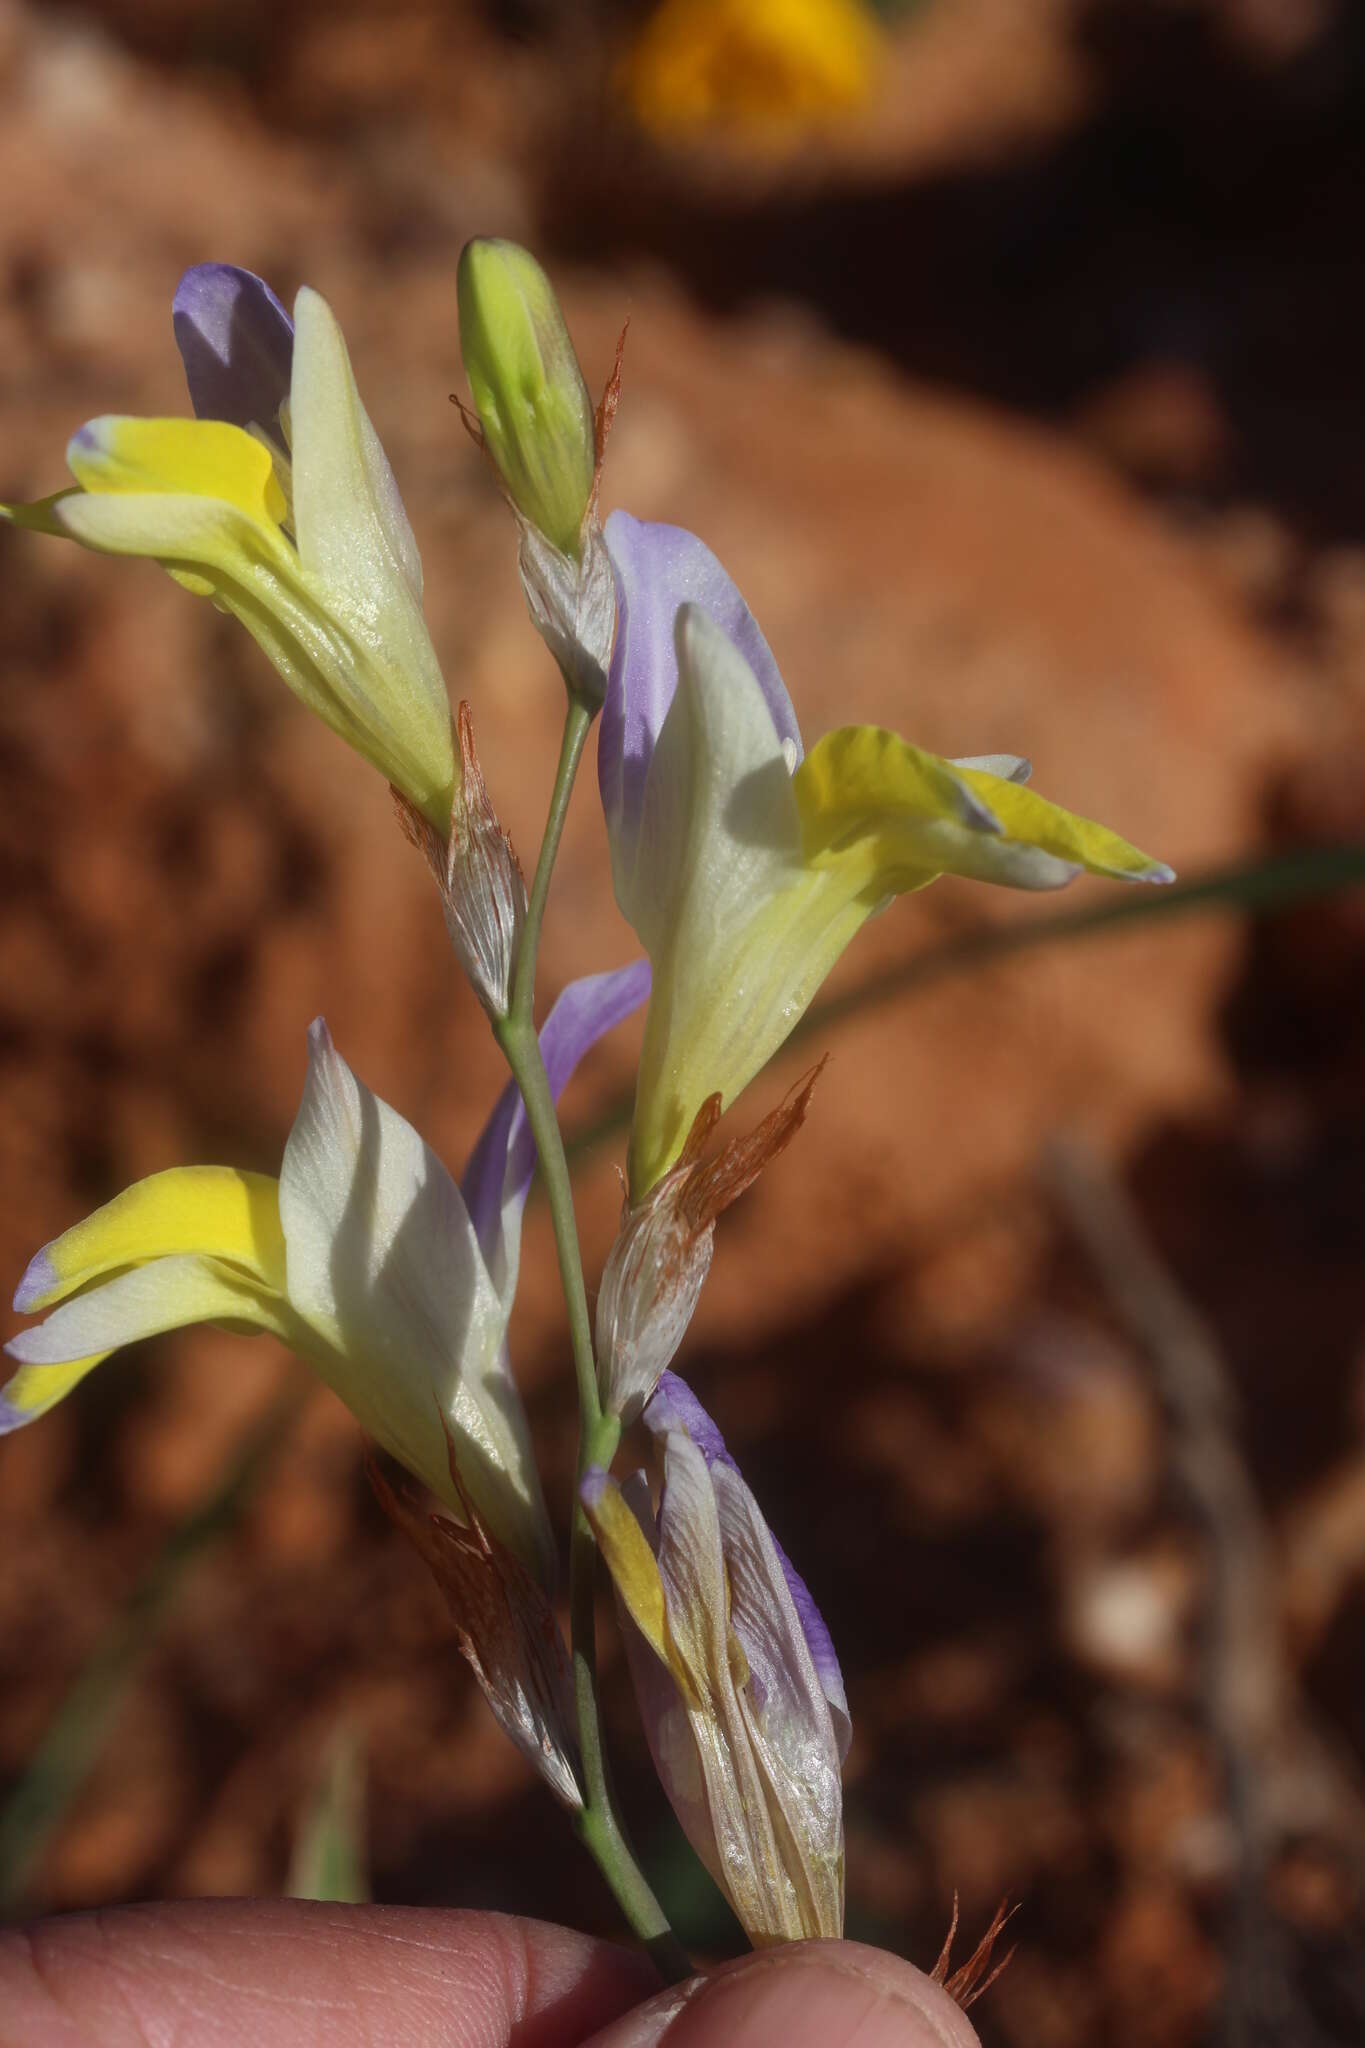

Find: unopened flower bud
<box><xmin>394</xmin><ymin>702</ymin><xmax>527</xmax><ymax>1018</ymax></box>
<box><xmin>597</xmin><ymin>1066</ymin><xmax>824</xmax><ymax>1421</ymax></box>
<box><xmin>457</xmin><ymin>238</ymin><xmax>596</xmax><ymax>560</ymax></box>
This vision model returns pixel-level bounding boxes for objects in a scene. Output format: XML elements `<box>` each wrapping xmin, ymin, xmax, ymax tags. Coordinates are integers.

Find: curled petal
<box><xmin>3</xmin><ymin>1254</ymin><xmax>292</xmax><ymax>1435</ymax></box>
<box><xmin>3</xmin><ymin>1166</ymin><xmax>291</xmax><ymax>1433</ymax></box>
<box><xmin>64</xmin><ymin>415</ymin><xmax>288</xmax><ymax>530</ymax></box>
<box><xmin>14</xmin><ymin>1165</ymin><xmax>285</xmax><ymax>1314</ymax></box>
<box><xmin>797</xmin><ymin>725</ymin><xmax>1175</xmax><ymax>892</ymax></box>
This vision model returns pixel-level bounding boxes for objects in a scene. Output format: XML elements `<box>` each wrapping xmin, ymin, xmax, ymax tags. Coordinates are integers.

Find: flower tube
<box><xmin>599</xmin><ymin>513</ymin><xmax>1174</xmax><ymax>1195</ymax></box>
<box><xmin>584</xmin><ymin>1371</ymin><xmax>848</xmax><ymax>1945</ymax></box>
<box><xmin>3</xmin><ymin>265</ymin><xmax>455</xmax><ymax>828</ymax></box>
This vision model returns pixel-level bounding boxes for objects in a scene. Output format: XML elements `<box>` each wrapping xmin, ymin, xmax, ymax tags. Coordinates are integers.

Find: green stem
<box><xmin>495</xmin><ymin>699</ymin><xmax>691</xmax><ymax>1985</ymax></box>
<box><xmin>509</xmin><ymin>695</ymin><xmax>592</xmax><ymax>1029</ymax></box>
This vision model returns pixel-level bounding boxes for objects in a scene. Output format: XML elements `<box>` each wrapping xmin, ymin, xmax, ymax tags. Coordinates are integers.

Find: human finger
<box><xmin>580</xmin><ymin>1938</ymin><xmax>982</xmax><ymax>2048</ymax></box>
<box><xmin>0</xmin><ymin>1898</ymin><xmax>658</xmax><ymax>2048</ymax></box>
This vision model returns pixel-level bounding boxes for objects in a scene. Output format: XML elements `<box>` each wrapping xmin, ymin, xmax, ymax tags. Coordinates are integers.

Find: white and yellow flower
<box><xmin>4</xmin><ymin>965</ymin><xmax>650</xmax><ymax>1582</ymax></box>
<box><xmin>598</xmin><ymin>513</ymin><xmax>1175</xmax><ymax>1197</ymax></box>
<box><xmin>3</xmin><ymin>264</ymin><xmax>455</xmax><ymax>829</ymax></box>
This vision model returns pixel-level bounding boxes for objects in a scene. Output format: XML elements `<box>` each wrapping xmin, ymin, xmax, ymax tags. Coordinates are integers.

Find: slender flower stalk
<box><xmin>493</xmin><ymin>698</ymin><xmax>690</xmax><ymax>1980</ymax></box>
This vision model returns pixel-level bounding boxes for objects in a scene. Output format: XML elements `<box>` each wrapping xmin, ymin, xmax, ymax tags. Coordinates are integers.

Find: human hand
<box><xmin>0</xmin><ymin>1900</ymin><xmax>981</xmax><ymax>2047</ymax></box>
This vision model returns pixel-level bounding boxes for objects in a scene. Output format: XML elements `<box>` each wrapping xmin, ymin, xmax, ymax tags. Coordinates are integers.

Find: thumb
<box><xmin>582</xmin><ymin>1939</ymin><xmax>982</xmax><ymax>2048</ymax></box>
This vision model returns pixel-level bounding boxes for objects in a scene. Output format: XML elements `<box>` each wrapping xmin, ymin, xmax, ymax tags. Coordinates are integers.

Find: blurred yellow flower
<box><xmin>619</xmin><ymin>0</ymin><xmax>883</xmax><ymax>141</ymax></box>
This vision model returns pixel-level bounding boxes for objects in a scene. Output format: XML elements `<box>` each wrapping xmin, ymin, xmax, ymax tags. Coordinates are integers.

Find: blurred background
<box><xmin>3</xmin><ymin>0</ymin><xmax>1365</xmax><ymax>2040</ymax></box>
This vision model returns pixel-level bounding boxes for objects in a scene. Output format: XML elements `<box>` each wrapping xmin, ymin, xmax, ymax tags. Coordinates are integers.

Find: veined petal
<box><xmin>645</xmin><ymin>1372</ymin><xmax>849</xmax><ymax>1759</ymax></box>
<box><xmin>173</xmin><ymin>263</ymin><xmax>294</xmax><ymax>440</ymax></box>
<box><xmin>587</xmin><ymin>1438</ymin><xmax>846</xmax><ymax>1943</ymax></box>
<box><xmin>601</xmin><ymin>512</ymin><xmax>801</xmax><ymax>892</ymax></box>
<box><xmin>2</xmin><ymin>1253</ymin><xmax>292</xmax><ymax>1434</ymax></box>
<box><xmin>290</xmin><ymin>287</ymin><xmax>425</xmax><ymax>611</ymax></box>
<box><xmin>649</xmin><ymin>1431</ymin><xmax>823</xmax><ymax>1942</ymax></box>
<box><xmin>279</xmin><ymin>1019</ymin><xmax>550</xmax><ymax>1576</ymax></box>
<box><xmin>461</xmin><ymin>959</ymin><xmax>651</xmax><ymax>1305</ymax></box>
<box><xmin>626</xmin><ymin>605</ymin><xmax>860</xmax><ymax>1196</ymax></box>
<box><xmin>710</xmin><ymin>1458</ymin><xmax>844</xmax><ymax>1937</ymax></box>
<box><xmin>797</xmin><ymin>725</ymin><xmax>1175</xmax><ymax>893</ymax></box>
<box><xmin>286</xmin><ymin>287</ymin><xmax>453</xmax><ymax>824</ymax></box>
<box><xmin>65</xmin><ymin>416</ymin><xmax>288</xmax><ymax>531</ymax></box>
<box><xmin>14</xmin><ymin>1165</ymin><xmax>286</xmax><ymax>1314</ymax></box>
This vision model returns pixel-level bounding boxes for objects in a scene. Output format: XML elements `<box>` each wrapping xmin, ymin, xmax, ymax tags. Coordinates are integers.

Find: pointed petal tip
<box><xmin>172</xmin><ymin>262</ymin><xmax>273</xmax><ymax>319</ymax></box>
<box><xmin>13</xmin><ymin>1247</ymin><xmax>58</xmax><ymax>1315</ymax></box>
<box><xmin>1143</xmin><ymin>860</ymin><xmax>1177</xmax><ymax>885</ymax></box>
<box><xmin>305</xmin><ymin>1015</ymin><xmax>334</xmax><ymax>1056</ymax></box>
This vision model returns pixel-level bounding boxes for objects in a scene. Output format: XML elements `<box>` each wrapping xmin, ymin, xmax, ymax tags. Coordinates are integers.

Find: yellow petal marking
<box><xmin>67</xmin><ymin>417</ymin><xmax>288</xmax><ymax>531</ymax></box>
<box><xmin>1</xmin><ymin>1353</ymin><xmax>111</xmax><ymax>1420</ymax></box>
<box><xmin>583</xmin><ymin>1479</ymin><xmax>698</xmax><ymax>1703</ymax></box>
<box><xmin>796</xmin><ymin>724</ymin><xmax>1171</xmax><ymax>889</ymax></box>
<box><xmin>953</xmin><ymin>761</ymin><xmax>1173</xmax><ymax>881</ymax></box>
<box><xmin>24</xmin><ymin>1166</ymin><xmax>286</xmax><ymax>1312</ymax></box>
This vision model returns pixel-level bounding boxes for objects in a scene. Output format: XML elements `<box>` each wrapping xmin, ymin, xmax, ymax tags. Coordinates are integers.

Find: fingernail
<box><xmin>584</xmin><ymin>1942</ymin><xmax>980</xmax><ymax>2048</ymax></box>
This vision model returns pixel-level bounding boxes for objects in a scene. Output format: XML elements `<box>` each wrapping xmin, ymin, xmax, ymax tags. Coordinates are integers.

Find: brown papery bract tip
<box><xmin>389</xmin><ymin>782</ymin><xmax>449</xmax><ymax>884</ymax></box>
<box><xmin>679</xmin><ymin>1058</ymin><xmax>827</xmax><ymax>1233</ymax></box>
<box><xmin>593</xmin><ymin>318</ymin><xmax>629</xmax><ymax>495</ymax></box>
<box><xmin>932</xmin><ymin>1893</ymin><xmax>1019</xmax><ymax>2012</ymax></box>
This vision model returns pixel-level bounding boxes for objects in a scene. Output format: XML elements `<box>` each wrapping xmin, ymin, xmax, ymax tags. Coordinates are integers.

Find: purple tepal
<box><xmin>172</xmin><ymin>264</ymin><xmax>294</xmax><ymax>437</ymax></box>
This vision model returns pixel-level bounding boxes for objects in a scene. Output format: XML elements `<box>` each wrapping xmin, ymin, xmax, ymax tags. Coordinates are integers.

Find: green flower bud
<box><xmin>457</xmin><ymin>238</ymin><xmax>596</xmax><ymax>559</ymax></box>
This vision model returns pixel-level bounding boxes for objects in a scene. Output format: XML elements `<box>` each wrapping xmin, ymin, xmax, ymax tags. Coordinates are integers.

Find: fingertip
<box><xmin>583</xmin><ymin>1939</ymin><xmax>982</xmax><ymax>2048</ymax></box>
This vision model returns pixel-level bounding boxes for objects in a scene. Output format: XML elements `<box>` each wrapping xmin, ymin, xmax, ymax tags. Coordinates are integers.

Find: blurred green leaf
<box><xmin>0</xmin><ymin>1381</ymin><xmax>307</xmax><ymax>1917</ymax></box>
<box><xmin>287</xmin><ymin>1720</ymin><xmax>369</xmax><ymax>1905</ymax></box>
